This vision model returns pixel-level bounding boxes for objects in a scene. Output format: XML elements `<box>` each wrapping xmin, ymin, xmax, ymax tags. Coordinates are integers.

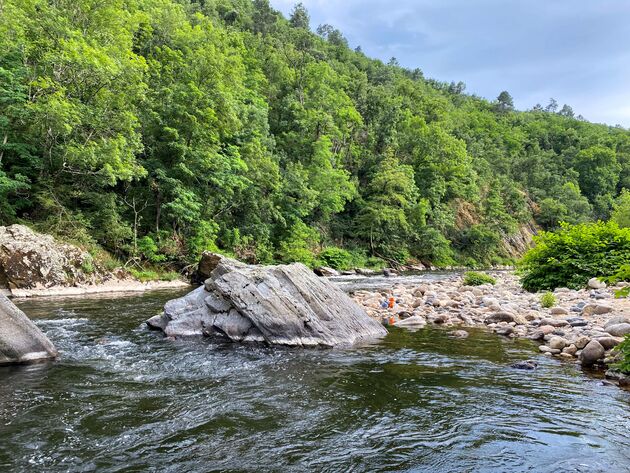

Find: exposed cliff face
<box><xmin>148</xmin><ymin>253</ymin><xmax>387</xmax><ymax>347</ymax></box>
<box><xmin>0</xmin><ymin>294</ymin><xmax>57</xmax><ymax>365</ymax></box>
<box><xmin>500</xmin><ymin>221</ymin><xmax>539</xmax><ymax>259</ymax></box>
<box><xmin>0</xmin><ymin>225</ymin><xmax>97</xmax><ymax>291</ymax></box>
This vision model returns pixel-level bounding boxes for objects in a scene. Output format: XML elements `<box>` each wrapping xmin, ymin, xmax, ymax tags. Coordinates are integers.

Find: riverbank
<box><xmin>351</xmin><ymin>272</ymin><xmax>630</xmax><ymax>387</ymax></box>
<box><xmin>8</xmin><ymin>279</ymin><xmax>190</xmax><ymax>298</ymax></box>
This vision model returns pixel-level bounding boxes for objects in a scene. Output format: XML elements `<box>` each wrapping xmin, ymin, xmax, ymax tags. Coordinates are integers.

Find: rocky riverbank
<box><xmin>0</xmin><ymin>224</ymin><xmax>188</xmax><ymax>298</ymax></box>
<box><xmin>351</xmin><ymin>272</ymin><xmax>630</xmax><ymax>387</ymax></box>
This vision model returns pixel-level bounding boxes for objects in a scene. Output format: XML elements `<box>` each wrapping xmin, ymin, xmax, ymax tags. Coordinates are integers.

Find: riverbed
<box><xmin>2</xmin><ymin>287</ymin><xmax>630</xmax><ymax>472</ymax></box>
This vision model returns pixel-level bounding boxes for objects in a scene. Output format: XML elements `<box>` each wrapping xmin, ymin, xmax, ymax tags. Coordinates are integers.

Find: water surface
<box><xmin>1</xmin><ymin>289</ymin><xmax>629</xmax><ymax>472</ymax></box>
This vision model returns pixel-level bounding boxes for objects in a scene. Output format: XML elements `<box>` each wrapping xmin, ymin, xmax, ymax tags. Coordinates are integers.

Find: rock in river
<box><xmin>0</xmin><ymin>294</ymin><xmax>58</xmax><ymax>365</ymax></box>
<box><xmin>148</xmin><ymin>254</ymin><xmax>387</xmax><ymax>347</ymax></box>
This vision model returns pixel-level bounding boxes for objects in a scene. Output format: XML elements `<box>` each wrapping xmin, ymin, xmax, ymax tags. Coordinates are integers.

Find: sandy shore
<box><xmin>9</xmin><ymin>279</ymin><xmax>190</xmax><ymax>298</ymax></box>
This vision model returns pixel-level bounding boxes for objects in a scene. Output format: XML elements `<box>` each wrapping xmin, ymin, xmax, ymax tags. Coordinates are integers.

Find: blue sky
<box><xmin>270</xmin><ymin>0</ymin><xmax>630</xmax><ymax>127</ymax></box>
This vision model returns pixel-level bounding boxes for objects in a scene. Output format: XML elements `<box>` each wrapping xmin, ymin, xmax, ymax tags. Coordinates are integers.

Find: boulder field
<box><xmin>351</xmin><ymin>273</ymin><xmax>630</xmax><ymax>376</ymax></box>
<box><xmin>148</xmin><ymin>253</ymin><xmax>387</xmax><ymax>347</ymax></box>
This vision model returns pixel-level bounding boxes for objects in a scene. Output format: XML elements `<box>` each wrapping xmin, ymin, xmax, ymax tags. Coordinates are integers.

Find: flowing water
<box><xmin>1</xmin><ymin>287</ymin><xmax>630</xmax><ymax>472</ymax></box>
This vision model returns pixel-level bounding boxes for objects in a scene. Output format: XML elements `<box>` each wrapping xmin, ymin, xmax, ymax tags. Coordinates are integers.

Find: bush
<box><xmin>277</xmin><ymin>221</ymin><xmax>319</xmax><ymax>267</ymax></box>
<box><xmin>519</xmin><ymin>221</ymin><xmax>630</xmax><ymax>292</ymax></box>
<box><xmin>605</xmin><ymin>264</ymin><xmax>630</xmax><ymax>298</ymax></box>
<box><xmin>318</xmin><ymin>247</ymin><xmax>352</xmax><ymax>270</ymax></box>
<box><xmin>540</xmin><ymin>292</ymin><xmax>557</xmax><ymax>308</ymax></box>
<box><xmin>614</xmin><ymin>335</ymin><xmax>630</xmax><ymax>374</ymax></box>
<box><xmin>463</xmin><ymin>271</ymin><xmax>496</xmax><ymax>286</ymax></box>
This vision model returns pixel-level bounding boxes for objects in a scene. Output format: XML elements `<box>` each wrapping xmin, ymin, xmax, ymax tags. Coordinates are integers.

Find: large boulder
<box><xmin>148</xmin><ymin>254</ymin><xmax>387</xmax><ymax>347</ymax></box>
<box><xmin>0</xmin><ymin>225</ymin><xmax>94</xmax><ymax>290</ymax></box>
<box><xmin>0</xmin><ymin>295</ymin><xmax>58</xmax><ymax>365</ymax></box>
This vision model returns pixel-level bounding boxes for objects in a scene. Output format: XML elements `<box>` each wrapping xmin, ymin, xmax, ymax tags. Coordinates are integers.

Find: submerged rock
<box><xmin>0</xmin><ymin>295</ymin><xmax>57</xmax><ymax>365</ymax></box>
<box><xmin>148</xmin><ymin>254</ymin><xmax>387</xmax><ymax>347</ymax></box>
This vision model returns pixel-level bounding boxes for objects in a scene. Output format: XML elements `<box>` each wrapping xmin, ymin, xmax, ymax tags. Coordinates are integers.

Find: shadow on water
<box><xmin>1</xmin><ymin>288</ymin><xmax>629</xmax><ymax>472</ymax></box>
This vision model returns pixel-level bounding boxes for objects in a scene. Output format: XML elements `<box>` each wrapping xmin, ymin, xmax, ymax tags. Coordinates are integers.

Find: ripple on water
<box><xmin>1</xmin><ymin>289</ymin><xmax>629</xmax><ymax>473</ymax></box>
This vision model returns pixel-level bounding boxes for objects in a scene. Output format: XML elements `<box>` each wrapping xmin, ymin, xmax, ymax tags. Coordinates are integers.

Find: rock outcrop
<box><xmin>0</xmin><ymin>225</ymin><xmax>94</xmax><ymax>291</ymax></box>
<box><xmin>0</xmin><ymin>295</ymin><xmax>58</xmax><ymax>365</ymax></box>
<box><xmin>148</xmin><ymin>254</ymin><xmax>387</xmax><ymax>347</ymax></box>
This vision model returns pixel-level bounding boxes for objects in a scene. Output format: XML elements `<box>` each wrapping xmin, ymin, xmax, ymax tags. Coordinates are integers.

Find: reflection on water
<box><xmin>1</xmin><ymin>288</ymin><xmax>629</xmax><ymax>472</ymax></box>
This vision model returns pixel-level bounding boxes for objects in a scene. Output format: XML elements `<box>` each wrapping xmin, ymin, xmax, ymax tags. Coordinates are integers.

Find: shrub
<box><xmin>613</xmin><ymin>335</ymin><xmax>630</xmax><ymax>374</ymax></box>
<box><xmin>540</xmin><ymin>292</ymin><xmax>557</xmax><ymax>308</ymax></box>
<box><xmin>463</xmin><ymin>271</ymin><xmax>496</xmax><ymax>286</ymax></box>
<box><xmin>318</xmin><ymin>247</ymin><xmax>352</xmax><ymax>270</ymax></box>
<box><xmin>278</xmin><ymin>221</ymin><xmax>319</xmax><ymax>267</ymax></box>
<box><xmin>518</xmin><ymin>221</ymin><xmax>630</xmax><ymax>292</ymax></box>
<box><xmin>605</xmin><ymin>264</ymin><xmax>630</xmax><ymax>298</ymax></box>
<box><xmin>137</xmin><ymin>236</ymin><xmax>166</xmax><ymax>263</ymax></box>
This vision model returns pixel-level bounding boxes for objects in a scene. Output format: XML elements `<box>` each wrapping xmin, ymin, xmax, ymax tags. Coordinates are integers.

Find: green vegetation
<box><xmin>613</xmin><ymin>336</ymin><xmax>630</xmax><ymax>374</ymax></box>
<box><xmin>463</xmin><ymin>271</ymin><xmax>496</xmax><ymax>286</ymax></box>
<box><xmin>1</xmin><ymin>0</ymin><xmax>629</xmax><ymax>270</ymax></box>
<box><xmin>519</xmin><ymin>221</ymin><xmax>630</xmax><ymax>291</ymax></box>
<box><xmin>129</xmin><ymin>268</ymin><xmax>181</xmax><ymax>282</ymax></box>
<box><xmin>540</xmin><ymin>292</ymin><xmax>557</xmax><ymax>308</ymax></box>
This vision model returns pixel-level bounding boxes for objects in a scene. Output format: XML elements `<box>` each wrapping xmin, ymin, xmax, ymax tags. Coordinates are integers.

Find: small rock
<box><xmin>562</xmin><ymin>344</ymin><xmax>578</xmax><ymax>356</ymax></box>
<box><xmin>550</xmin><ymin>307</ymin><xmax>569</xmax><ymax>315</ymax></box>
<box><xmin>539</xmin><ymin>318</ymin><xmax>569</xmax><ymax>327</ymax></box>
<box><xmin>566</xmin><ymin>317</ymin><xmax>588</xmax><ymax>327</ymax></box>
<box><xmin>596</xmin><ymin>336</ymin><xmax>623</xmax><ymax>350</ymax></box>
<box><xmin>579</xmin><ymin>340</ymin><xmax>606</xmax><ymax>366</ymax></box>
<box><xmin>574</xmin><ymin>336</ymin><xmax>590</xmax><ymax>349</ymax></box>
<box><xmin>539</xmin><ymin>345</ymin><xmax>561</xmax><ymax>355</ymax></box>
<box><xmin>449</xmin><ymin>329</ymin><xmax>469</xmax><ymax>338</ymax></box>
<box><xmin>485</xmin><ymin>312</ymin><xmax>527</xmax><ymax>325</ymax></box>
<box><xmin>605</xmin><ymin>323</ymin><xmax>630</xmax><ymax>337</ymax></box>
<box><xmin>582</xmin><ymin>304</ymin><xmax>613</xmax><ymax>316</ymax></box>
<box><xmin>605</xmin><ymin>315</ymin><xmax>630</xmax><ymax>328</ymax></box>
<box><xmin>547</xmin><ymin>336</ymin><xmax>568</xmax><ymax>350</ymax></box>
<box><xmin>587</xmin><ymin>277</ymin><xmax>607</xmax><ymax>289</ymax></box>
<box><xmin>313</xmin><ymin>266</ymin><xmax>339</xmax><ymax>277</ymax></box>
<box><xmin>511</xmin><ymin>360</ymin><xmax>538</xmax><ymax>370</ymax></box>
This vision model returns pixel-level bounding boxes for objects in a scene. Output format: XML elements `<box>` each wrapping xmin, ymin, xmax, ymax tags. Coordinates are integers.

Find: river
<box><xmin>1</xmin><ymin>285</ymin><xmax>630</xmax><ymax>472</ymax></box>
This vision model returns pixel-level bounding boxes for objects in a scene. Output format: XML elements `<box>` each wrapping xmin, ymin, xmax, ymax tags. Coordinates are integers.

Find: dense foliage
<box><xmin>519</xmin><ymin>222</ymin><xmax>630</xmax><ymax>291</ymax></box>
<box><xmin>1</xmin><ymin>0</ymin><xmax>629</xmax><ymax>269</ymax></box>
<box><xmin>463</xmin><ymin>271</ymin><xmax>496</xmax><ymax>286</ymax></box>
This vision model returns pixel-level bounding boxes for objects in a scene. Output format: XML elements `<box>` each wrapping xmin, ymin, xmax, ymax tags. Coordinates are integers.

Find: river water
<box><xmin>1</xmin><ymin>286</ymin><xmax>630</xmax><ymax>472</ymax></box>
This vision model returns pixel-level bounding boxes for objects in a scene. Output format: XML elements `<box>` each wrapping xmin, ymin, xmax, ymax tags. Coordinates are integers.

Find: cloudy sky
<box><xmin>270</xmin><ymin>0</ymin><xmax>630</xmax><ymax>127</ymax></box>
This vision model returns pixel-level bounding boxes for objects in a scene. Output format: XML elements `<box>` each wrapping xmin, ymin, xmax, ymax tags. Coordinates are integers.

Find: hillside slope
<box><xmin>1</xmin><ymin>0</ymin><xmax>628</xmax><ymax>268</ymax></box>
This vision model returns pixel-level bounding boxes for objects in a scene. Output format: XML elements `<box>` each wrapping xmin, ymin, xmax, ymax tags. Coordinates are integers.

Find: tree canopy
<box><xmin>1</xmin><ymin>0</ymin><xmax>628</xmax><ymax>268</ymax></box>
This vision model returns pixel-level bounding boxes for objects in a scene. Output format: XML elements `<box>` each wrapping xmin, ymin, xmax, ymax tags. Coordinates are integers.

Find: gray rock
<box><xmin>485</xmin><ymin>311</ymin><xmax>527</xmax><ymax>325</ymax></box>
<box><xmin>566</xmin><ymin>317</ymin><xmax>588</xmax><ymax>327</ymax></box>
<box><xmin>148</xmin><ymin>255</ymin><xmax>387</xmax><ymax>347</ymax></box>
<box><xmin>587</xmin><ymin>277</ymin><xmax>607</xmax><ymax>289</ymax></box>
<box><xmin>579</xmin><ymin>340</ymin><xmax>605</xmax><ymax>366</ymax></box>
<box><xmin>449</xmin><ymin>329</ymin><xmax>469</xmax><ymax>338</ymax></box>
<box><xmin>605</xmin><ymin>315</ymin><xmax>630</xmax><ymax>328</ymax></box>
<box><xmin>547</xmin><ymin>336</ymin><xmax>568</xmax><ymax>350</ymax></box>
<box><xmin>595</xmin><ymin>336</ymin><xmax>623</xmax><ymax>350</ymax></box>
<box><xmin>550</xmin><ymin>307</ymin><xmax>569</xmax><ymax>315</ymax></box>
<box><xmin>314</xmin><ymin>266</ymin><xmax>340</xmax><ymax>277</ymax></box>
<box><xmin>0</xmin><ymin>295</ymin><xmax>58</xmax><ymax>365</ymax></box>
<box><xmin>511</xmin><ymin>360</ymin><xmax>538</xmax><ymax>370</ymax></box>
<box><xmin>539</xmin><ymin>318</ymin><xmax>569</xmax><ymax>327</ymax></box>
<box><xmin>0</xmin><ymin>224</ymin><xmax>95</xmax><ymax>290</ymax></box>
<box><xmin>582</xmin><ymin>304</ymin><xmax>613</xmax><ymax>316</ymax></box>
<box><xmin>539</xmin><ymin>345</ymin><xmax>561</xmax><ymax>354</ymax></box>
<box><xmin>574</xmin><ymin>336</ymin><xmax>590</xmax><ymax>349</ymax></box>
<box><xmin>605</xmin><ymin>323</ymin><xmax>630</xmax><ymax>337</ymax></box>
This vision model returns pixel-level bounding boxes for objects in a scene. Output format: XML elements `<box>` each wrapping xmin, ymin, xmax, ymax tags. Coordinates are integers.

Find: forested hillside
<box><xmin>1</xmin><ymin>0</ymin><xmax>629</xmax><ymax>269</ymax></box>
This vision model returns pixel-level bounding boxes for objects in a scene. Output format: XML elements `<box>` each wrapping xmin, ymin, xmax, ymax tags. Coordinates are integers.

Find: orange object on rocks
<box><xmin>388</xmin><ymin>297</ymin><xmax>395</xmax><ymax>309</ymax></box>
<box><xmin>389</xmin><ymin>316</ymin><xmax>396</xmax><ymax>325</ymax></box>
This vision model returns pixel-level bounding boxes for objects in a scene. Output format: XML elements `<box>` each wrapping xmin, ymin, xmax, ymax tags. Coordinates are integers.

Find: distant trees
<box><xmin>495</xmin><ymin>91</ymin><xmax>514</xmax><ymax>113</ymax></box>
<box><xmin>0</xmin><ymin>0</ymin><xmax>627</xmax><ymax>269</ymax></box>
